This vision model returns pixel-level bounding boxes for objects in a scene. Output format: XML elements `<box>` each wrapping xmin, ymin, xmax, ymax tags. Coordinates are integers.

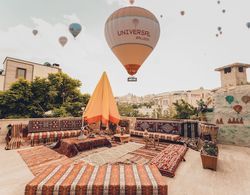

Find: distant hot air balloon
<box><xmin>69</xmin><ymin>23</ymin><xmax>82</xmax><ymax>38</ymax></box>
<box><xmin>220</xmin><ymin>31</ymin><xmax>222</xmax><ymax>35</ymax></box>
<box><xmin>222</xmin><ymin>9</ymin><xmax>226</xmax><ymax>13</ymax></box>
<box><xmin>217</xmin><ymin>26</ymin><xmax>222</xmax><ymax>31</ymax></box>
<box><xmin>59</xmin><ymin>36</ymin><xmax>68</xmax><ymax>47</ymax></box>
<box><xmin>217</xmin><ymin>1</ymin><xmax>220</xmax><ymax>4</ymax></box>
<box><xmin>246</xmin><ymin>22</ymin><xmax>250</xmax><ymax>28</ymax></box>
<box><xmin>32</xmin><ymin>29</ymin><xmax>38</xmax><ymax>36</ymax></box>
<box><xmin>129</xmin><ymin>0</ymin><xmax>135</xmax><ymax>5</ymax></box>
<box><xmin>105</xmin><ymin>6</ymin><xmax>160</xmax><ymax>81</ymax></box>
<box><xmin>233</xmin><ymin>105</ymin><xmax>242</xmax><ymax>114</ymax></box>
<box><xmin>216</xmin><ymin>34</ymin><xmax>219</xmax><ymax>37</ymax></box>
<box><xmin>160</xmin><ymin>14</ymin><xmax>163</xmax><ymax>18</ymax></box>
<box><xmin>180</xmin><ymin>11</ymin><xmax>185</xmax><ymax>16</ymax></box>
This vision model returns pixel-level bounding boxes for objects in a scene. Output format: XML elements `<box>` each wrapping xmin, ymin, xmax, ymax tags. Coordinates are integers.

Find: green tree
<box><xmin>0</xmin><ymin>79</ymin><xmax>32</xmax><ymax>118</ymax></box>
<box><xmin>29</xmin><ymin>78</ymin><xmax>52</xmax><ymax>117</ymax></box>
<box><xmin>52</xmin><ymin>106</ymin><xmax>68</xmax><ymax>117</ymax></box>
<box><xmin>0</xmin><ymin>73</ymin><xmax>90</xmax><ymax>118</ymax></box>
<box><xmin>47</xmin><ymin>72</ymin><xmax>82</xmax><ymax>107</ymax></box>
<box><xmin>173</xmin><ymin>99</ymin><xmax>196</xmax><ymax>119</ymax></box>
<box><xmin>118</xmin><ymin>103</ymin><xmax>140</xmax><ymax>117</ymax></box>
<box><xmin>152</xmin><ymin>105</ymin><xmax>163</xmax><ymax>119</ymax></box>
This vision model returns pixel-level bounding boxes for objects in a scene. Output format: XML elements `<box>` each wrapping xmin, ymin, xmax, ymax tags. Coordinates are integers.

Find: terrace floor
<box><xmin>0</xmin><ymin>141</ymin><xmax>250</xmax><ymax>195</ymax></box>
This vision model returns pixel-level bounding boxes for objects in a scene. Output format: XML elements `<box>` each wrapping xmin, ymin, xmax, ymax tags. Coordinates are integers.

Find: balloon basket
<box><xmin>128</xmin><ymin>77</ymin><xmax>137</xmax><ymax>82</ymax></box>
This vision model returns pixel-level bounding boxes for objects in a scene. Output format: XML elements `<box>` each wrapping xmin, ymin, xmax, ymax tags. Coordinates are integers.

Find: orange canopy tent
<box><xmin>83</xmin><ymin>72</ymin><xmax>120</xmax><ymax>125</ymax></box>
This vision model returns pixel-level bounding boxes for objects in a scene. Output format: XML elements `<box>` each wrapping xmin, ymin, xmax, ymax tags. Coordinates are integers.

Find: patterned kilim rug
<box><xmin>18</xmin><ymin>146</ymin><xmax>73</xmax><ymax>176</ymax></box>
<box><xmin>80</xmin><ymin>142</ymin><xmax>144</xmax><ymax>165</ymax></box>
<box><xmin>114</xmin><ymin>137</ymin><xmax>170</xmax><ymax>165</ymax></box>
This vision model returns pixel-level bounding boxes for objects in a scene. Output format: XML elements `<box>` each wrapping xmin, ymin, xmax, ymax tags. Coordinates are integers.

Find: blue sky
<box><xmin>0</xmin><ymin>0</ymin><xmax>250</xmax><ymax>96</ymax></box>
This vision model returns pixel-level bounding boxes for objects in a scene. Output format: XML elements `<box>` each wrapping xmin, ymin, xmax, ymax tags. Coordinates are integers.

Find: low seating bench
<box><xmin>25</xmin><ymin>163</ymin><xmax>168</xmax><ymax>195</ymax></box>
<box><xmin>151</xmin><ymin>144</ymin><xmax>188</xmax><ymax>178</ymax></box>
<box><xmin>130</xmin><ymin>129</ymin><xmax>180</xmax><ymax>142</ymax></box>
<box><xmin>27</xmin><ymin>118</ymin><xmax>83</xmax><ymax>146</ymax></box>
<box><xmin>27</xmin><ymin>130</ymin><xmax>81</xmax><ymax>146</ymax></box>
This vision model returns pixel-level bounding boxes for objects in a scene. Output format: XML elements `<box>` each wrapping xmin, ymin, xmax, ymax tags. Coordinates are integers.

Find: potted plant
<box><xmin>200</xmin><ymin>141</ymin><xmax>218</xmax><ymax>171</ymax></box>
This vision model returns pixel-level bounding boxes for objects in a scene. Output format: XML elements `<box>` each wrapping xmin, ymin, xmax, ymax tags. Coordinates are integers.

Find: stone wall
<box><xmin>33</xmin><ymin>64</ymin><xmax>60</xmax><ymax>79</ymax></box>
<box><xmin>4</xmin><ymin>60</ymin><xmax>33</xmax><ymax>90</ymax></box>
<box><xmin>209</xmin><ymin>85</ymin><xmax>250</xmax><ymax>147</ymax></box>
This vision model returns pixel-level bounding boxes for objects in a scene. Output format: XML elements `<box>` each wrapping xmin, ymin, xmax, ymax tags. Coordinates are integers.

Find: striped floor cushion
<box><xmin>27</xmin><ymin>130</ymin><xmax>81</xmax><ymax>146</ymax></box>
<box><xmin>25</xmin><ymin>163</ymin><xmax>168</xmax><ymax>195</ymax></box>
<box><xmin>151</xmin><ymin>144</ymin><xmax>188</xmax><ymax>178</ymax></box>
<box><xmin>130</xmin><ymin>130</ymin><xmax>180</xmax><ymax>142</ymax></box>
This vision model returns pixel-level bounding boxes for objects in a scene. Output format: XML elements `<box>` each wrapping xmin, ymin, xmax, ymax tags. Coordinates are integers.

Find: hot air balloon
<box><xmin>217</xmin><ymin>1</ymin><xmax>220</xmax><ymax>4</ymax></box>
<box><xmin>180</xmin><ymin>11</ymin><xmax>185</xmax><ymax>16</ymax></box>
<box><xmin>222</xmin><ymin>9</ymin><xmax>226</xmax><ymax>13</ymax></box>
<box><xmin>160</xmin><ymin>14</ymin><xmax>163</xmax><ymax>18</ymax></box>
<box><xmin>233</xmin><ymin>105</ymin><xmax>242</xmax><ymax>114</ymax></box>
<box><xmin>69</xmin><ymin>23</ymin><xmax>82</xmax><ymax>38</ymax></box>
<box><xmin>225</xmin><ymin>95</ymin><xmax>234</xmax><ymax>104</ymax></box>
<box><xmin>241</xmin><ymin>95</ymin><xmax>250</xmax><ymax>104</ymax></box>
<box><xmin>216</xmin><ymin>34</ymin><xmax>219</xmax><ymax>37</ymax></box>
<box><xmin>32</xmin><ymin>29</ymin><xmax>38</xmax><ymax>36</ymax></box>
<box><xmin>246</xmin><ymin>22</ymin><xmax>250</xmax><ymax>28</ymax></box>
<box><xmin>105</xmin><ymin>6</ymin><xmax>160</xmax><ymax>81</ymax></box>
<box><xmin>129</xmin><ymin>0</ymin><xmax>135</xmax><ymax>5</ymax></box>
<box><xmin>59</xmin><ymin>36</ymin><xmax>68</xmax><ymax>47</ymax></box>
<box><xmin>217</xmin><ymin>27</ymin><xmax>222</xmax><ymax>31</ymax></box>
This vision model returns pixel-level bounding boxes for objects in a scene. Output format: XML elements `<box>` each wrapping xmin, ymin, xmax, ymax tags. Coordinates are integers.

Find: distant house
<box><xmin>0</xmin><ymin>57</ymin><xmax>61</xmax><ymax>91</ymax></box>
<box><xmin>152</xmin><ymin>88</ymin><xmax>213</xmax><ymax>114</ymax></box>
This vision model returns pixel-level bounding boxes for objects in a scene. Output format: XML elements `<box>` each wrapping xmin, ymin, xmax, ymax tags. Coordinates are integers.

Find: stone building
<box><xmin>0</xmin><ymin>57</ymin><xmax>61</xmax><ymax>91</ymax></box>
<box><xmin>153</xmin><ymin>88</ymin><xmax>213</xmax><ymax>114</ymax></box>
<box><xmin>211</xmin><ymin>63</ymin><xmax>250</xmax><ymax>147</ymax></box>
<box><xmin>215</xmin><ymin>63</ymin><xmax>250</xmax><ymax>88</ymax></box>
<box><xmin>116</xmin><ymin>88</ymin><xmax>213</xmax><ymax>117</ymax></box>
<box><xmin>116</xmin><ymin>93</ymin><xmax>155</xmax><ymax>104</ymax></box>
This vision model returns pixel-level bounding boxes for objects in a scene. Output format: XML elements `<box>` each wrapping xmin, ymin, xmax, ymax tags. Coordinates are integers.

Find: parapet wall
<box><xmin>210</xmin><ymin>85</ymin><xmax>250</xmax><ymax>147</ymax></box>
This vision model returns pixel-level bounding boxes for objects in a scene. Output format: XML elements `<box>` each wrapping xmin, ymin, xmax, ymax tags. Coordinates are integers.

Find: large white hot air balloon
<box><xmin>105</xmin><ymin>6</ymin><xmax>160</xmax><ymax>81</ymax></box>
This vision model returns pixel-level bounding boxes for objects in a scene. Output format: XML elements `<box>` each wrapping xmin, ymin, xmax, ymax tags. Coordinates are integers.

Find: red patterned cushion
<box><xmin>151</xmin><ymin>144</ymin><xmax>188</xmax><ymax>177</ymax></box>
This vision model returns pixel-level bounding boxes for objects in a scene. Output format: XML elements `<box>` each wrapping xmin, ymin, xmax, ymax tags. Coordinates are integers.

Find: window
<box><xmin>238</xmin><ymin>67</ymin><xmax>244</xmax><ymax>72</ymax></box>
<box><xmin>16</xmin><ymin>68</ymin><xmax>26</xmax><ymax>79</ymax></box>
<box><xmin>163</xmin><ymin>100</ymin><xmax>168</xmax><ymax>105</ymax></box>
<box><xmin>224</xmin><ymin>67</ymin><xmax>231</xmax><ymax>74</ymax></box>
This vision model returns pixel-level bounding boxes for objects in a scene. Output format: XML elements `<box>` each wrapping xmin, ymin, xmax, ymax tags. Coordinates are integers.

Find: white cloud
<box><xmin>1</xmin><ymin>1</ymin><xmax>250</xmax><ymax>96</ymax></box>
<box><xmin>106</xmin><ymin>0</ymin><xmax>126</xmax><ymax>6</ymax></box>
<box><xmin>0</xmin><ymin>17</ymin><xmax>113</xmax><ymax>94</ymax></box>
<box><xmin>63</xmin><ymin>14</ymin><xmax>81</xmax><ymax>24</ymax></box>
